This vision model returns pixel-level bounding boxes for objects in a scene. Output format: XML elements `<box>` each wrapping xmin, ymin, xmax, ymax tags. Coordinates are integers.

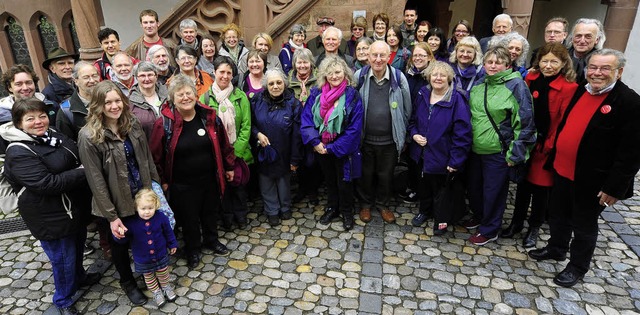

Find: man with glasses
<box><xmin>399</xmin><ymin>7</ymin><xmax>418</xmax><ymax>48</ymax></box>
<box><xmin>354</xmin><ymin>41</ymin><xmax>411</xmax><ymax>225</ymax></box>
<box><xmin>529</xmin><ymin>17</ymin><xmax>568</xmax><ymax>66</ymax></box>
<box><xmin>529</xmin><ymin>49</ymin><xmax>640</xmax><ymax>288</ymax></box>
<box><xmin>567</xmin><ymin>18</ymin><xmax>606</xmax><ymax>85</ymax></box>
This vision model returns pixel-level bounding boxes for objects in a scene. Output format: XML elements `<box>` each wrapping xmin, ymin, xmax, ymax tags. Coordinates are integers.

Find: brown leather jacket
<box><xmin>78</xmin><ymin>119</ymin><xmax>160</xmax><ymax>221</ymax></box>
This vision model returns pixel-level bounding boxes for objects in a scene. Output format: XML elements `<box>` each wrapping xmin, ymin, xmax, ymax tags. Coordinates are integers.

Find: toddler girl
<box><xmin>115</xmin><ymin>188</ymin><xmax>178</xmax><ymax>307</ymax></box>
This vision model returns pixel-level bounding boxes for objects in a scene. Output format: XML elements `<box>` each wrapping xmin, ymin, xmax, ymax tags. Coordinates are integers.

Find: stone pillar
<box><xmin>70</xmin><ymin>0</ymin><xmax>103</xmax><ymax>61</ymax></box>
<box><xmin>502</xmin><ymin>0</ymin><xmax>535</xmax><ymax>37</ymax></box>
<box><xmin>603</xmin><ymin>0</ymin><xmax>640</xmax><ymax>51</ymax></box>
<box><xmin>240</xmin><ymin>0</ymin><xmax>267</xmax><ymax>46</ymax></box>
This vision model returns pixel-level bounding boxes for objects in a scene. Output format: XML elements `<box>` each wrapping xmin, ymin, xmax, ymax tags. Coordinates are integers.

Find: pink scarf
<box><xmin>319</xmin><ymin>80</ymin><xmax>348</xmax><ymax>143</ymax></box>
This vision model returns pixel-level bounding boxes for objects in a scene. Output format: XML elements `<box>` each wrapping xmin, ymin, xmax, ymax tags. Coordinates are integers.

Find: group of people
<box><xmin>0</xmin><ymin>6</ymin><xmax>639</xmax><ymax>315</ymax></box>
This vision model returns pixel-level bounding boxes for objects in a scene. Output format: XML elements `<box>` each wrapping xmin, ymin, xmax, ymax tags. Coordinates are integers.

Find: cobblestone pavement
<box><xmin>0</xmin><ymin>182</ymin><xmax>640</xmax><ymax>315</ymax></box>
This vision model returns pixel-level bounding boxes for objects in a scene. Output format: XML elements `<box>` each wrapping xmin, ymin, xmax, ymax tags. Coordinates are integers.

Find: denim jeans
<box><xmin>467</xmin><ymin>152</ymin><xmax>510</xmax><ymax>238</ymax></box>
<box><xmin>40</xmin><ymin>228</ymin><xmax>87</xmax><ymax>308</ymax></box>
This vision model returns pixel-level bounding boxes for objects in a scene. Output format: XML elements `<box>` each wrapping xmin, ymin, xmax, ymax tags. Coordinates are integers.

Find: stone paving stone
<box><xmin>358</xmin><ymin>293</ymin><xmax>381</xmax><ymax>313</ymax></box>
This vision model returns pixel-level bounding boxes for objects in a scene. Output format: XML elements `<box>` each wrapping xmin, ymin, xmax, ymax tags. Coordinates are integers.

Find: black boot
<box><xmin>319</xmin><ymin>207</ymin><xmax>340</xmax><ymax>225</ymax></box>
<box><xmin>122</xmin><ymin>280</ymin><xmax>147</xmax><ymax>305</ymax></box>
<box><xmin>500</xmin><ymin>222</ymin><xmax>523</xmax><ymax>238</ymax></box>
<box><xmin>522</xmin><ymin>227</ymin><xmax>539</xmax><ymax>248</ymax></box>
<box><xmin>342</xmin><ymin>212</ymin><xmax>354</xmax><ymax>230</ymax></box>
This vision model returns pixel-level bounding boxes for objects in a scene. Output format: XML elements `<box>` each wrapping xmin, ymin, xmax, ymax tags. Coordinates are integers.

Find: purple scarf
<box><xmin>319</xmin><ymin>80</ymin><xmax>348</xmax><ymax>143</ymax></box>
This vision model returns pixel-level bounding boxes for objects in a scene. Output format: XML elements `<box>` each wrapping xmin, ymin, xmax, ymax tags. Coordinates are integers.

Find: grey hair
<box><xmin>72</xmin><ymin>61</ymin><xmax>96</xmax><ymax>79</ymax></box>
<box><xmin>449</xmin><ymin>36</ymin><xmax>482</xmax><ymax>65</ymax></box>
<box><xmin>568</xmin><ymin>18</ymin><xmax>606</xmax><ymax>50</ymax></box>
<box><xmin>167</xmin><ymin>74</ymin><xmax>197</xmax><ymax>103</ymax></box>
<box><xmin>493</xmin><ymin>14</ymin><xmax>513</xmax><ymax>28</ymax></box>
<box><xmin>289</xmin><ymin>24</ymin><xmax>306</xmax><ymax>40</ymax></box>
<box><xmin>133</xmin><ymin>61</ymin><xmax>158</xmax><ymax>77</ymax></box>
<box><xmin>316</xmin><ymin>55</ymin><xmax>355</xmax><ymax>87</ymax></box>
<box><xmin>146</xmin><ymin>44</ymin><xmax>168</xmax><ymax>62</ymax></box>
<box><xmin>322</xmin><ymin>26</ymin><xmax>343</xmax><ymax>41</ymax></box>
<box><xmin>179</xmin><ymin>18</ymin><xmax>197</xmax><ymax>32</ymax></box>
<box><xmin>424</xmin><ymin>61</ymin><xmax>455</xmax><ymax>84</ymax></box>
<box><xmin>261</xmin><ymin>69</ymin><xmax>289</xmax><ymax>89</ymax></box>
<box><xmin>586</xmin><ymin>48</ymin><xmax>626</xmax><ymax>68</ymax></box>
<box><xmin>292</xmin><ymin>48</ymin><xmax>316</xmax><ymax>70</ymax></box>
<box><xmin>492</xmin><ymin>32</ymin><xmax>530</xmax><ymax>67</ymax></box>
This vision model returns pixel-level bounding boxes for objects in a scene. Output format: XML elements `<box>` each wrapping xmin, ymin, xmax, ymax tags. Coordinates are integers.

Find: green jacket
<box><xmin>200</xmin><ymin>87</ymin><xmax>254</xmax><ymax>164</ymax></box>
<box><xmin>469</xmin><ymin>69</ymin><xmax>536</xmax><ymax>164</ymax></box>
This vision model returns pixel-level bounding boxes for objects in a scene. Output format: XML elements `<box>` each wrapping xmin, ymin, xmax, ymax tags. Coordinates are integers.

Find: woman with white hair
<box><xmin>489</xmin><ymin>32</ymin><xmax>530</xmax><ymax>78</ymax></box>
<box><xmin>250</xmin><ymin>69</ymin><xmax>303</xmax><ymax>226</ymax></box>
<box><xmin>279</xmin><ymin>24</ymin><xmax>307</xmax><ymax>75</ymax></box>
<box><xmin>129</xmin><ymin>61</ymin><xmax>169</xmax><ymax>139</ymax></box>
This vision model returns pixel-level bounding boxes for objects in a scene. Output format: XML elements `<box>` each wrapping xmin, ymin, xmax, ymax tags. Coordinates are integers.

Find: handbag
<box><xmin>433</xmin><ymin>172</ymin><xmax>466</xmax><ymax>225</ymax></box>
<box><xmin>151</xmin><ymin>181</ymin><xmax>176</xmax><ymax>229</ymax></box>
<box><xmin>0</xmin><ymin>143</ymin><xmax>35</xmax><ymax>214</ymax></box>
<box><xmin>482</xmin><ymin>84</ymin><xmax>527</xmax><ymax>183</ymax></box>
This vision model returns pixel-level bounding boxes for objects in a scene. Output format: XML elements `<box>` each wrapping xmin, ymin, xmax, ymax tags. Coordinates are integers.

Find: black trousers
<box><xmin>547</xmin><ymin>174</ymin><xmax>604</xmax><ymax>275</ymax></box>
<box><xmin>417</xmin><ymin>173</ymin><xmax>446</xmax><ymax>217</ymax></box>
<box><xmin>317</xmin><ymin>153</ymin><xmax>354</xmax><ymax>215</ymax></box>
<box><xmin>221</xmin><ymin>184</ymin><xmax>248</xmax><ymax>223</ymax></box>
<box><xmin>359</xmin><ymin>143</ymin><xmax>398</xmax><ymax>208</ymax></box>
<box><xmin>169</xmin><ymin>182</ymin><xmax>220</xmax><ymax>255</ymax></box>
<box><xmin>109</xmin><ymin>217</ymin><xmax>135</xmax><ymax>285</ymax></box>
<box><xmin>510</xmin><ymin>181</ymin><xmax>551</xmax><ymax>228</ymax></box>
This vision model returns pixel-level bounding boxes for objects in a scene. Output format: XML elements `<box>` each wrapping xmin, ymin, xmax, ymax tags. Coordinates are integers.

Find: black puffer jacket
<box><xmin>0</xmin><ymin>124</ymin><xmax>91</xmax><ymax>240</ymax></box>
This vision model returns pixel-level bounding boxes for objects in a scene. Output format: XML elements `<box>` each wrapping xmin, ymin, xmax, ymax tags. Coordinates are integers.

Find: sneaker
<box><xmin>83</xmin><ymin>244</ymin><xmax>95</xmax><ymax>256</ymax></box>
<box><xmin>411</xmin><ymin>213</ymin><xmax>429</xmax><ymax>227</ymax></box>
<box><xmin>469</xmin><ymin>233</ymin><xmax>498</xmax><ymax>246</ymax></box>
<box><xmin>280</xmin><ymin>211</ymin><xmax>292</xmax><ymax>220</ymax></box>
<box><xmin>462</xmin><ymin>218</ymin><xmax>480</xmax><ymax>230</ymax></box>
<box><xmin>402</xmin><ymin>191</ymin><xmax>418</xmax><ymax>203</ymax></box>
<box><xmin>153</xmin><ymin>289</ymin><xmax>166</xmax><ymax>307</ymax></box>
<box><xmin>398</xmin><ymin>188</ymin><xmax>412</xmax><ymax>199</ymax></box>
<box><xmin>163</xmin><ymin>284</ymin><xmax>177</xmax><ymax>302</ymax></box>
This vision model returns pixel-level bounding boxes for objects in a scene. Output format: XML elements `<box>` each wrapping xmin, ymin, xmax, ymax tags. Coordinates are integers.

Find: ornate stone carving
<box><xmin>158</xmin><ymin>0</ymin><xmax>242</xmax><ymax>43</ymax></box>
<box><xmin>511</xmin><ymin>14</ymin><xmax>531</xmax><ymax>36</ymax></box>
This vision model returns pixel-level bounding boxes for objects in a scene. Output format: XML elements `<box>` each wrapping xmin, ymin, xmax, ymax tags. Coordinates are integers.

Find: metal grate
<box><xmin>0</xmin><ymin>217</ymin><xmax>28</xmax><ymax>235</ymax></box>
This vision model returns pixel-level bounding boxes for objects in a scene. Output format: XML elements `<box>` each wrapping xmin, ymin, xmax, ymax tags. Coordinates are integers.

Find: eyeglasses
<box><xmin>545</xmin><ymin>30</ymin><xmax>565</xmax><ymax>35</ymax></box>
<box><xmin>352</xmin><ymin>27</ymin><xmax>364</xmax><ymax>32</ymax></box>
<box><xmin>413</xmin><ymin>54</ymin><xmax>429</xmax><ymax>59</ymax></box>
<box><xmin>356</xmin><ymin>46</ymin><xmax>369</xmax><ymax>52</ymax></box>
<box><xmin>137</xmin><ymin>73</ymin><xmax>157</xmax><ymax>79</ymax></box>
<box><xmin>586</xmin><ymin>65</ymin><xmax>617</xmax><ymax>74</ymax></box>
<box><xmin>454</xmin><ymin>30</ymin><xmax>469</xmax><ymax>34</ymax></box>
<box><xmin>177</xmin><ymin>55</ymin><xmax>196</xmax><ymax>62</ymax></box>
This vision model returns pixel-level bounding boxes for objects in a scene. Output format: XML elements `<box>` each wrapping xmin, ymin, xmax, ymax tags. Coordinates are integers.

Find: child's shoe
<box><xmin>153</xmin><ymin>289</ymin><xmax>166</xmax><ymax>307</ymax></box>
<box><xmin>163</xmin><ymin>284</ymin><xmax>177</xmax><ymax>302</ymax></box>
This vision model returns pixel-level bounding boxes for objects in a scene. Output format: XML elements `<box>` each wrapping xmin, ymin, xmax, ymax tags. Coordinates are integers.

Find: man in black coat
<box><xmin>529</xmin><ymin>49</ymin><xmax>640</xmax><ymax>287</ymax></box>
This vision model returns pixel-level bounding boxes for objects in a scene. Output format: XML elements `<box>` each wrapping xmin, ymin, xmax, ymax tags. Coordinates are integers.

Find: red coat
<box><xmin>524</xmin><ymin>72</ymin><xmax>578</xmax><ymax>186</ymax></box>
<box><xmin>149</xmin><ymin>101</ymin><xmax>236</xmax><ymax>196</ymax></box>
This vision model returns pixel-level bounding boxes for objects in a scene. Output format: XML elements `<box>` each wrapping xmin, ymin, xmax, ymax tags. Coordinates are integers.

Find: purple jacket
<box><xmin>116</xmin><ymin>211</ymin><xmax>178</xmax><ymax>265</ymax></box>
<box><xmin>300</xmin><ymin>85</ymin><xmax>363</xmax><ymax>180</ymax></box>
<box><xmin>408</xmin><ymin>85</ymin><xmax>472</xmax><ymax>174</ymax></box>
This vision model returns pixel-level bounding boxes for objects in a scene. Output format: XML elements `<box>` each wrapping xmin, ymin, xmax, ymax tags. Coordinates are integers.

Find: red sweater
<box><xmin>554</xmin><ymin>92</ymin><xmax>608</xmax><ymax>180</ymax></box>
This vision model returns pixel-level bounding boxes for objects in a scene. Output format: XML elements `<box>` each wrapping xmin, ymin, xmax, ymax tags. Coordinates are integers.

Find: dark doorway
<box><xmin>405</xmin><ymin>0</ymin><xmax>453</xmax><ymax>34</ymax></box>
<box><xmin>473</xmin><ymin>0</ymin><xmax>504</xmax><ymax>39</ymax></box>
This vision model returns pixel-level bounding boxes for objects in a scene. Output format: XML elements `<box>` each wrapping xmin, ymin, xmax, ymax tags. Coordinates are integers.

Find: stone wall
<box><xmin>270</xmin><ymin>0</ymin><xmax>405</xmax><ymax>49</ymax></box>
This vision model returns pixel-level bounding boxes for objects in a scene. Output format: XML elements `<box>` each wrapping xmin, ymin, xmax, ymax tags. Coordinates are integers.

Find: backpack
<box><xmin>356</xmin><ymin>65</ymin><xmax>403</xmax><ymax>91</ymax></box>
<box><xmin>59</xmin><ymin>99</ymin><xmax>74</xmax><ymax>125</ymax></box>
<box><xmin>0</xmin><ymin>142</ymin><xmax>37</xmax><ymax>214</ymax></box>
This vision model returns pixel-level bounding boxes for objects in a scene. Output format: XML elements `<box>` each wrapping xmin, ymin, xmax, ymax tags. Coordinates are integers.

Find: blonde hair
<box><xmin>135</xmin><ymin>188</ymin><xmax>160</xmax><ymax>210</ymax></box>
<box><xmin>252</xmin><ymin>33</ymin><xmax>273</xmax><ymax>50</ymax></box>
<box><xmin>221</xmin><ymin>23</ymin><xmax>242</xmax><ymax>39</ymax></box>
<box><xmin>85</xmin><ymin>80</ymin><xmax>134</xmax><ymax>144</ymax></box>
<box><xmin>316</xmin><ymin>55</ymin><xmax>355</xmax><ymax>88</ymax></box>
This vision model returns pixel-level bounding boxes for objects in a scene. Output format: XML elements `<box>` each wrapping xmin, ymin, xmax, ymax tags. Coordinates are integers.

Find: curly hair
<box><xmin>2</xmin><ymin>64</ymin><xmax>38</xmax><ymax>92</ymax></box>
<box><xmin>316</xmin><ymin>55</ymin><xmax>355</xmax><ymax>88</ymax></box>
<box><xmin>85</xmin><ymin>80</ymin><xmax>134</xmax><ymax>144</ymax></box>
<box><xmin>221</xmin><ymin>23</ymin><xmax>242</xmax><ymax>39</ymax></box>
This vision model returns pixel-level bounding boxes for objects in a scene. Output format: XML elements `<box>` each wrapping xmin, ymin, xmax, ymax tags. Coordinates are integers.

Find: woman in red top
<box><xmin>501</xmin><ymin>43</ymin><xmax>578</xmax><ymax>247</ymax></box>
